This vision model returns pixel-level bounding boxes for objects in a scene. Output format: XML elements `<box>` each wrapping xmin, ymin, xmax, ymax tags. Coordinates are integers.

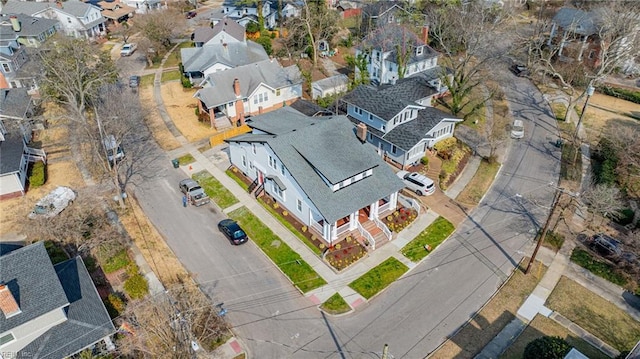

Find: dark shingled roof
<box><xmin>245</xmin><ymin>106</ymin><xmax>316</xmax><ymax>134</ymax></box>
<box><xmin>0</xmin><ymin>88</ymin><xmax>31</xmax><ymax>120</ymax></box>
<box><xmin>360</xmin><ymin>23</ymin><xmax>437</xmax><ymax>59</ymax></box>
<box><xmin>228</xmin><ymin>110</ymin><xmax>405</xmax><ymax>223</ymax></box>
<box><xmin>378</xmin><ymin>73</ymin><xmax>438</xmax><ymax>103</ymax></box>
<box><xmin>20</xmin><ymin>257</ymin><xmax>115</xmax><ymax>359</ymax></box>
<box><xmin>361</xmin><ymin>1</ymin><xmax>404</xmax><ymax>17</ymax></box>
<box><xmin>288</xmin><ymin>99</ymin><xmax>329</xmax><ymax>117</ymax></box>
<box><xmin>0</xmin><ymin>129</ymin><xmax>25</xmax><ymax>175</ymax></box>
<box><xmin>341</xmin><ymin>85</ymin><xmax>418</xmax><ymax>120</ymax></box>
<box><xmin>0</xmin><ymin>242</ymin><xmax>69</xmax><ymax>331</ymax></box>
<box><xmin>383</xmin><ymin>107</ymin><xmax>459</xmax><ymax>151</ymax></box>
<box><xmin>211</xmin><ymin>17</ymin><xmax>245</xmax><ymax>42</ymax></box>
<box><xmin>552</xmin><ymin>7</ymin><xmax>598</xmax><ymax>36</ymax></box>
<box><xmin>0</xmin><ymin>13</ymin><xmax>58</xmax><ymax>41</ymax></box>
<box><xmin>192</xmin><ymin>26</ymin><xmax>216</xmax><ymax>44</ymax></box>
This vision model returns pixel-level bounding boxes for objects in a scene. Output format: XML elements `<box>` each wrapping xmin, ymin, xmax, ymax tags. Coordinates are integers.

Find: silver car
<box><xmin>396</xmin><ymin>171</ymin><xmax>436</xmax><ymax>196</ymax></box>
<box><xmin>179</xmin><ymin>179</ymin><xmax>210</xmax><ymax>206</ymax></box>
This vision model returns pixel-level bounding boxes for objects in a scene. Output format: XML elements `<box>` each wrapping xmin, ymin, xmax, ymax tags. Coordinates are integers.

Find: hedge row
<box><xmin>599</xmin><ymin>86</ymin><xmax>640</xmax><ymax>105</ymax></box>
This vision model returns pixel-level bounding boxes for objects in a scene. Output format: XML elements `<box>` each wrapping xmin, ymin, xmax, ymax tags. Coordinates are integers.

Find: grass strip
<box><xmin>140</xmin><ymin>74</ymin><xmax>155</xmax><ymax>88</ymax></box>
<box><xmin>349</xmin><ymin>257</ymin><xmax>408</xmax><ymax>299</ymax></box>
<box><xmin>547</xmin><ymin>276</ymin><xmax>640</xmax><ymax>351</ymax></box>
<box><xmin>570</xmin><ymin>248</ymin><xmax>628</xmax><ymax>286</ymax></box>
<box><xmin>401</xmin><ymin>217</ymin><xmax>454</xmax><ymax>262</ymax></box>
<box><xmin>177</xmin><ymin>153</ymin><xmax>195</xmax><ymax>165</ymax></box>
<box><xmin>456</xmin><ymin>160</ymin><xmax>500</xmax><ymax>205</ymax></box>
<box><xmin>101</xmin><ymin>249</ymin><xmax>131</xmax><ymax>273</ymax></box>
<box><xmin>229</xmin><ymin>207</ymin><xmax>326</xmax><ymax>293</ymax></box>
<box><xmin>321</xmin><ymin>293</ymin><xmax>350</xmax><ymax>314</ymax></box>
<box><xmin>259</xmin><ymin>200</ymin><xmax>322</xmax><ymax>255</ymax></box>
<box><xmin>192</xmin><ymin>170</ymin><xmax>239</xmax><ymax>209</ymax></box>
<box><xmin>161</xmin><ymin>69</ymin><xmax>182</xmax><ymax>82</ymax></box>
<box><xmin>225</xmin><ymin>169</ymin><xmax>250</xmax><ymax>192</ymax></box>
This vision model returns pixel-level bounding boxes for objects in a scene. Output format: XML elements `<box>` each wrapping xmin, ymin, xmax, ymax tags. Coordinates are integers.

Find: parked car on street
<box><xmin>510</xmin><ymin>64</ymin><xmax>530</xmax><ymax>78</ymax></box>
<box><xmin>186</xmin><ymin>10</ymin><xmax>197</xmax><ymax>19</ymax></box>
<box><xmin>103</xmin><ymin>135</ymin><xmax>125</xmax><ymax>166</ymax></box>
<box><xmin>179</xmin><ymin>178</ymin><xmax>210</xmax><ymax>206</ymax></box>
<box><xmin>592</xmin><ymin>233</ymin><xmax>623</xmax><ymax>257</ymax></box>
<box><xmin>28</xmin><ymin>186</ymin><xmax>76</xmax><ymax>219</ymax></box>
<box><xmin>218</xmin><ymin>219</ymin><xmax>248</xmax><ymax>245</ymax></box>
<box><xmin>511</xmin><ymin>119</ymin><xmax>525</xmax><ymax>139</ymax></box>
<box><xmin>120</xmin><ymin>43</ymin><xmax>137</xmax><ymax>57</ymax></box>
<box><xmin>396</xmin><ymin>171</ymin><xmax>436</xmax><ymax>196</ymax></box>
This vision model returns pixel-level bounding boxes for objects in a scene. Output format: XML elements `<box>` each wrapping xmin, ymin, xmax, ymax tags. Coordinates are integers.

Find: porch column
<box><xmin>390</xmin><ymin>192</ymin><xmax>398</xmax><ymax>208</ymax></box>
<box><xmin>558</xmin><ymin>30</ymin><xmax>568</xmax><ymax>57</ymax></box>
<box><xmin>370</xmin><ymin>201</ymin><xmax>379</xmax><ymax>219</ymax></box>
<box><xmin>547</xmin><ymin>23</ymin><xmax>557</xmax><ymax>46</ymax></box>
<box><xmin>577</xmin><ymin>35</ymin><xmax>588</xmax><ymax>61</ymax></box>
<box><xmin>349</xmin><ymin>212</ymin><xmax>357</xmax><ymax>230</ymax></box>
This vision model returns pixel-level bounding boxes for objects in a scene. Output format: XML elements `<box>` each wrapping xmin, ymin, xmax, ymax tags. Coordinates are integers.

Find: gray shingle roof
<box><xmin>194</xmin><ymin>59</ymin><xmax>301</xmax><ymax>109</ymax></box>
<box><xmin>312</xmin><ymin>74</ymin><xmax>349</xmax><ymax>91</ymax></box>
<box><xmin>288</xmin><ymin>99</ymin><xmax>328</xmax><ymax>116</ymax></box>
<box><xmin>0</xmin><ymin>13</ymin><xmax>59</xmax><ymax>40</ymax></box>
<box><xmin>360</xmin><ymin>23</ymin><xmax>434</xmax><ymax>55</ymax></box>
<box><xmin>193</xmin><ymin>26</ymin><xmax>216</xmax><ymax>44</ymax></box>
<box><xmin>552</xmin><ymin>7</ymin><xmax>598</xmax><ymax>36</ymax></box>
<box><xmin>211</xmin><ymin>17</ymin><xmax>245</xmax><ymax>42</ymax></box>
<box><xmin>228</xmin><ymin>111</ymin><xmax>405</xmax><ymax>223</ymax></box>
<box><xmin>0</xmin><ymin>88</ymin><xmax>31</xmax><ymax>120</ymax></box>
<box><xmin>0</xmin><ymin>129</ymin><xmax>25</xmax><ymax>175</ymax></box>
<box><xmin>245</xmin><ymin>106</ymin><xmax>314</xmax><ymax>134</ymax></box>
<box><xmin>378</xmin><ymin>73</ymin><xmax>438</xmax><ymax>103</ymax></box>
<box><xmin>20</xmin><ymin>257</ymin><xmax>116</xmax><ymax>359</ymax></box>
<box><xmin>181</xmin><ymin>41</ymin><xmax>269</xmax><ymax>73</ymax></box>
<box><xmin>383</xmin><ymin>107</ymin><xmax>459</xmax><ymax>150</ymax></box>
<box><xmin>361</xmin><ymin>1</ymin><xmax>404</xmax><ymax>17</ymax></box>
<box><xmin>0</xmin><ymin>241</ymin><xmax>69</xmax><ymax>331</ymax></box>
<box><xmin>1</xmin><ymin>0</ymin><xmax>98</xmax><ymax>18</ymax></box>
<box><xmin>341</xmin><ymin>85</ymin><xmax>418</xmax><ymax>120</ymax></box>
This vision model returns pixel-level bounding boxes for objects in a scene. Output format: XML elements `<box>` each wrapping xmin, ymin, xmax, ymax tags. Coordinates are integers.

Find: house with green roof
<box><xmin>225</xmin><ymin>107</ymin><xmax>405</xmax><ymax>249</ymax></box>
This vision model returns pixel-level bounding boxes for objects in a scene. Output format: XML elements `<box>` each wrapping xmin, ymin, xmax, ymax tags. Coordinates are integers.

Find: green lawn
<box><xmin>192</xmin><ymin>170</ymin><xmax>239</xmax><ymax>209</ymax></box>
<box><xmin>229</xmin><ymin>207</ymin><xmax>326</xmax><ymax>293</ymax></box>
<box><xmin>225</xmin><ymin>168</ymin><xmax>250</xmax><ymax>192</ymax></box>
<box><xmin>177</xmin><ymin>153</ymin><xmax>195</xmax><ymax>165</ymax></box>
<box><xmin>570</xmin><ymin>248</ymin><xmax>628</xmax><ymax>286</ymax></box>
<box><xmin>551</xmin><ymin>102</ymin><xmax>567</xmax><ymax>121</ymax></box>
<box><xmin>161</xmin><ymin>69</ymin><xmax>182</xmax><ymax>82</ymax></box>
<box><xmin>140</xmin><ymin>74</ymin><xmax>155</xmax><ymax>88</ymax></box>
<box><xmin>541</xmin><ymin>230</ymin><xmax>565</xmax><ymax>251</ymax></box>
<box><xmin>401</xmin><ymin>217</ymin><xmax>454</xmax><ymax>262</ymax></box>
<box><xmin>349</xmin><ymin>257</ymin><xmax>408</xmax><ymax>299</ymax></box>
<box><xmin>456</xmin><ymin>160</ymin><xmax>500</xmax><ymax>205</ymax></box>
<box><xmin>260</xmin><ymin>200</ymin><xmax>322</xmax><ymax>255</ymax></box>
<box><xmin>101</xmin><ymin>249</ymin><xmax>131</xmax><ymax>273</ymax></box>
<box><xmin>320</xmin><ymin>293</ymin><xmax>350</xmax><ymax>315</ymax></box>
<box><xmin>163</xmin><ymin>42</ymin><xmax>193</xmax><ymax>68</ymax></box>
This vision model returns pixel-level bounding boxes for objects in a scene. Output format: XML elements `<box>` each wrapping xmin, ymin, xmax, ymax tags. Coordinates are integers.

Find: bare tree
<box><xmin>134</xmin><ymin>9</ymin><xmax>187</xmax><ymax>62</ymax></box>
<box><xmin>24</xmin><ymin>189</ymin><xmax>125</xmax><ymax>258</ymax></box>
<box><xmin>425</xmin><ymin>1</ymin><xmax>511</xmax><ymax>119</ymax></box>
<box><xmin>285</xmin><ymin>0</ymin><xmax>339</xmax><ymax>67</ymax></box>
<box><xmin>119</xmin><ymin>286</ymin><xmax>228</xmax><ymax>358</ymax></box>
<box><xmin>603</xmin><ymin>127</ymin><xmax>640</xmax><ymax>194</ymax></box>
<box><xmin>581</xmin><ymin>182</ymin><xmax>625</xmax><ymax>225</ymax></box>
<box><xmin>37</xmin><ymin>35</ymin><xmax>118</xmax><ymax>122</ymax></box>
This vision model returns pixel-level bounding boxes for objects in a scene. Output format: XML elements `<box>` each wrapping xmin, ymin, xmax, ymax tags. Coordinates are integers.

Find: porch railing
<box><xmin>379</xmin><ymin>201</ymin><xmax>392</xmax><ymax>213</ymax></box>
<box><xmin>24</xmin><ymin>146</ymin><xmax>46</xmax><ymax>163</ymax></box>
<box><xmin>399</xmin><ymin>193</ymin><xmax>421</xmax><ymax>215</ymax></box>
<box><xmin>373</xmin><ymin>217</ymin><xmax>392</xmax><ymax>240</ymax></box>
<box><xmin>310</xmin><ymin>220</ymin><xmax>323</xmax><ymax>234</ymax></box>
<box><xmin>336</xmin><ymin>221</ymin><xmax>351</xmax><ymax>237</ymax></box>
<box><xmin>356</xmin><ymin>221</ymin><xmax>375</xmax><ymax>250</ymax></box>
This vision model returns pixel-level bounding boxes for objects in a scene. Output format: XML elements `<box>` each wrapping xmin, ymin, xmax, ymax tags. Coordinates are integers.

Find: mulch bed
<box><xmin>382</xmin><ymin>207</ymin><xmax>419</xmax><ymax>233</ymax></box>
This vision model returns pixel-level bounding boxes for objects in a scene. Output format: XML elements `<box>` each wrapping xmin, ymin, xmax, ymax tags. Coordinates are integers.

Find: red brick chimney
<box><xmin>421</xmin><ymin>25</ymin><xmax>429</xmax><ymax>44</ymax></box>
<box><xmin>9</xmin><ymin>15</ymin><xmax>21</xmax><ymax>32</ymax></box>
<box><xmin>233</xmin><ymin>78</ymin><xmax>241</xmax><ymax>97</ymax></box>
<box><xmin>0</xmin><ymin>73</ymin><xmax>9</xmax><ymax>89</ymax></box>
<box><xmin>356</xmin><ymin>123</ymin><xmax>367</xmax><ymax>143</ymax></box>
<box><xmin>0</xmin><ymin>283</ymin><xmax>21</xmax><ymax>317</ymax></box>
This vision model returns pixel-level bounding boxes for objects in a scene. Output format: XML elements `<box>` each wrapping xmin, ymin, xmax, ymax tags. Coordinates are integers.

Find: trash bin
<box><xmin>555</xmin><ymin>139</ymin><xmax>563</xmax><ymax>148</ymax></box>
<box><xmin>171</xmin><ymin>159</ymin><xmax>180</xmax><ymax>168</ymax></box>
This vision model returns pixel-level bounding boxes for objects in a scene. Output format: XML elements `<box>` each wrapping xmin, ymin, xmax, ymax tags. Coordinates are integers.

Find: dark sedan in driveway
<box><xmin>218</xmin><ymin>219</ymin><xmax>248</xmax><ymax>245</ymax></box>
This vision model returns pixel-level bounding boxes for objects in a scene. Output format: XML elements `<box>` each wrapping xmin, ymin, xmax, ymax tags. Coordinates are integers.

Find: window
<box><xmin>273</xmin><ymin>183</ymin><xmax>284</xmax><ymax>199</ymax></box>
<box><xmin>391</xmin><ymin>144</ymin><xmax>397</xmax><ymax>154</ymax></box>
<box><xmin>268</xmin><ymin>155</ymin><xmax>277</xmax><ymax>169</ymax></box>
<box><xmin>375</xmin><ymin>52</ymin><xmax>380</xmax><ymax>61</ymax></box>
<box><xmin>0</xmin><ymin>332</ymin><xmax>15</xmax><ymax>346</ymax></box>
<box><xmin>67</xmin><ymin>17</ymin><xmax>72</xmax><ymax>23</ymax></box>
<box><xmin>296</xmin><ymin>198</ymin><xmax>302</xmax><ymax>212</ymax></box>
<box><xmin>242</xmin><ymin>155</ymin><xmax>247</xmax><ymax>168</ymax></box>
<box><xmin>354</xmin><ymin>107</ymin><xmax>362</xmax><ymax>115</ymax></box>
<box><xmin>388</xmin><ymin>15</ymin><xmax>394</xmax><ymax>23</ymax></box>
<box><xmin>2</xmin><ymin>63</ymin><xmax>10</xmax><ymax>73</ymax></box>
<box><xmin>252</xmin><ymin>143</ymin><xmax>256</xmax><ymax>154</ymax></box>
<box><xmin>416</xmin><ymin>46</ymin><xmax>423</xmax><ymax>56</ymax></box>
<box><xmin>368</xmin><ymin>113</ymin><xmax>373</xmax><ymax>121</ymax></box>
<box><xmin>280</xmin><ymin>163</ymin><xmax>286</xmax><ymax>176</ymax></box>
<box><xmin>368</xmin><ymin>133</ymin><xmax>373</xmax><ymax>140</ymax></box>
<box><xmin>276</xmin><ymin>89</ymin><xmax>281</xmax><ymax>96</ymax></box>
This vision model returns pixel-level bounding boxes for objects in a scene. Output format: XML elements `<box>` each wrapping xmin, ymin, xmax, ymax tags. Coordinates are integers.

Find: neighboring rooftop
<box><xmin>211</xmin><ymin>17</ymin><xmax>245</xmax><ymax>42</ymax></box>
<box><xmin>0</xmin><ymin>88</ymin><xmax>32</xmax><ymax>120</ymax></box>
<box><xmin>181</xmin><ymin>41</ymin><xmax>269</xmax><ymax>73</ymax></box>
<box><xmin>341</xmin><ymin>85</ymin><xmax>419</xmax><ymax>120</ymax></box>
<box><xmin>552</xmin><ymin>7</ymin><xmax>598</xmax><ymax>36</ymax></box>
<box><xmin>361</xmin><ymin>1</ymin><xmax>405</xmax><ymax>17</ymax></box>
<box><xmin>361</xmin><ymin>23</ymin><xmax>435</xmax><ymax>56</ymax></box>
<box><xmin>192</xmin><ymin>26</ymin><xmax>216</xmax><ymax>44</ymax></box>
<box><xmin>0</xmin><ymin>130</ymin><xmax>26</xmax><ymax>175</ymax></box>
<box><xmin>0</xmin><ymin>13</ymin><xmax>59</xmax><ymax>41</ymax></box>
<box><xmin>1</xmin><ymin>0</ymin><xmax>98</xmax><ymax>18</ymax></box>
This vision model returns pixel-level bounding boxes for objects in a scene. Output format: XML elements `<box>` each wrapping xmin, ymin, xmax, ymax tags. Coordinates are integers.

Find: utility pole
<box><xmin>525</xmin><ymin>188</ymin><xmax>563</xmax><ymax>274</ymax></box>
<box><xmin>572</xmin><ymin>84</ymin><xmax>595</xmax><ymax>164</ymax></box>
<box><xmin>381</xmin><ymin>344</ymin><xmax>389</xmax><ymax>359</ymax></box>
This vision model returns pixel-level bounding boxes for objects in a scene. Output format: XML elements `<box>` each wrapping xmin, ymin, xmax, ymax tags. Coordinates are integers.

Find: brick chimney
<box><xmin>356</xmin><ymin>123</ymin><xmax>367</xmax><ymax>143</ymax></box>
<box><xmin>0</xmin><ymin>73</ymin><xmax>9</xmax><ymax>89</ymax></box>
<box><xmin>233</xmin><ymin>78</ymin><xmax>241</xmax><ymax>97</ymax></box>
<box><xmin>9</xmin><ymin>15</ymin><xmax>21</xmax><ymax>32</ymax></box>
<box><xmin>421</xmin><ymin>25</ymin><xmax>429</xmax><ymax>44</ymax></box>
<box><xmin>0</xmin><ymin>283</ymin><xmax>21</xmax><ymax>318</ymax></box>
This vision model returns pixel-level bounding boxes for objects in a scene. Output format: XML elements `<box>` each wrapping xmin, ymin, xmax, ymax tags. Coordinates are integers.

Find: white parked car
<box><xmin>120</xmin><ymin>43</ymin><xmax>137</xmax><ymax>56</ymax></box>
<box><xmin>511</xmin><ymin>119</ymin><xmax>524</xmax><ymax>139</ymax></box>
<box><xmin>396</xmin><ymin>171</ymin><xmax>436</xmax><ymax>196</ymax></box>
<box><xmin>28</xmin><ymin>186</ymin><xmax>76</xmax><ymax>219</ymax></box>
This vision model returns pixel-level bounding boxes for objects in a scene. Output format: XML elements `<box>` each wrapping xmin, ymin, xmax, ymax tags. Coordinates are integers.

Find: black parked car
<box><xmin>218</xmin><ymin>219</ymin><xmax>248</xmax><ymax>245</ymax></box>
<box><xmin>510</xmin><ymin>64</ymin><xmax>530</xmax><ymax>78</ymax></box>
<box><xmin>129</xmin><ymin>75</ymin><xmax>140</xmax><ymax>88</ymax></box>
<box><xmin>186</xmin><ymin>11</ymin><xmax>197</xmax><ymax>19</ymax></box>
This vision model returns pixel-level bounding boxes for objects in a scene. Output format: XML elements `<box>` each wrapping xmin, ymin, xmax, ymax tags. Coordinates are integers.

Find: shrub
<box><xmin>420</xmin><ymin>156</ymin><xmax>429</xmax><ymax>166</ymax></box>
<box><xmin>28</xmin><ymin>161</ymin><xmax>46</xmax><ymax>187</ymax></box>
<box><xmin>255</xmin><ymin>36</ymin><xmax>272</xmax><ymax>55</ymax></box>
<box><xmin>599</xmin><ymin>86</ymin><xmax>640</xmax><ymax>105</ymax></box>
<box><xmin>181</xmin><ymin>76</ymin><xmax>193</xmax><ymax>88</ymax></box>
<box><xmin>592</xmin><ymin>137</ymin><xmax>619</xmax><ymax>185</ymax></box>
<box><xmin>433</xmin><ymin>137</ymin><xmax>457</xmax><ymax>153</ymax></box>
<box><xmin>523</xmin><ymin>336</ymin><xmax>571</xmax><ymax>359</ymax></box>
<box><xmin>124</xmin><ymin>271</ymin><xmax>149</xmax><ymax>300</ymax></box>
<box><xmin>616</xmin><ymin>209</ymin><xmax>635</xmax><ymax>226</ymax></box>
<box><xmin>195</xmin><ymin>107</ymin><xmax>200</xmax><ymax>116</ymax></box>
<box><xmin>104</xmin><ymin>293</ymin><xmax>126</xmax><ymax>318</ymax></box>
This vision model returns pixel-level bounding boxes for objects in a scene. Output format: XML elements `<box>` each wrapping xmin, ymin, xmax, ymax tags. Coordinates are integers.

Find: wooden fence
<box><xmin>209</xmin><ymin>124</ymin><xmax>251</xmax><ymax>147</ymax></box>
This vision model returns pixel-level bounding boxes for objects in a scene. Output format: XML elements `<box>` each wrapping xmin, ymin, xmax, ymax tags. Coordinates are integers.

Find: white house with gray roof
<box><xmin>0</xmin><ymin>241</ymin><xmax>115</xmax><ymax>358</ymax></box>
<box><xmin>1</xmin><ymin>0</ymin><xmax>106</xmax><ymax>39</ymax></box>
<box><xmin>341</xmin><ymin>83</ymin><xmax>462</xmax><ymax>169</ymax></box>
<box><xmin>182</xmin><ymin>19</ymin><xmax>269</xmax><ymax>83</ymax></box>
<box><xmin>194</xmin><ymin>59</ymin><xmax>302</xmax><ymax>129</ymax></box>
<box><xmin>0</xmin><ymin>13</ymin><xmax>59</xmax><ymax>47</ymax></box>
<box><xmin>226</xmin><ymin>107</ymin><xmax>405</xmax><ymax>248</ymax></box>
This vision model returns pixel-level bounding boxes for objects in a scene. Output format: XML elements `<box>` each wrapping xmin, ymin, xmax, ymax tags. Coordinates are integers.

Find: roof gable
<box><xmin>211</xmin><ymin>17</ymin><xmax>245</xmax><ymax>42</ymax></box>
<box><xmin>341</xmin><ymin>85</ymin><xmax>419</xmax><ymax>120</ymax></box>
<box><xmin>360</xmin><ymin>23</ymin><xmax>425</xmax><ymax>52</ymax></box>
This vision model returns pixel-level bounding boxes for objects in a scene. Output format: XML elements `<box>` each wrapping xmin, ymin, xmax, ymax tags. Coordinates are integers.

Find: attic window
<box><xmin>388</xmin><ymin>15</ymin><xmax>394</xmax><ymax>23</ymax></box>
<box><xmin>416</xmin><ymin>46</ymin><xmax>423</xmax><ymax>56</ymax></box>
<box><xmin>0</xmin><ymin>332</ymin><xmax>15</xmax><ymax>346</ymax></box>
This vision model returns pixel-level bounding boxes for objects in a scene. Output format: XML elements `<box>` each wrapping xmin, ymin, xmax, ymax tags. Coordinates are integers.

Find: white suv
<box><xmin>120</xmin><ymin>43</ymin><xmax>137</xmax><ymax>56</ymax></box>
<box><xmin>397</xmin><ymin>171</ymin><xmax>436</xmax><ymax>196</ymax></box>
